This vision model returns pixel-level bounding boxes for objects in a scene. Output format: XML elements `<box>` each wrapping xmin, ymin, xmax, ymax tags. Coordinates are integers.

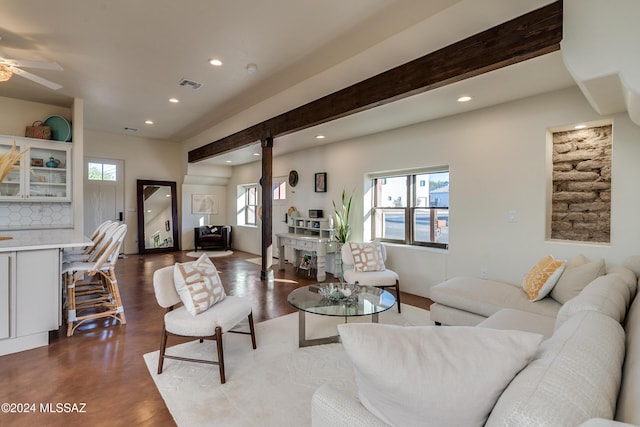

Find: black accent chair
<box><xmin>194</xmin><ymin>225</ymin><xmax>231</xmax><ymax>251</ymax></box>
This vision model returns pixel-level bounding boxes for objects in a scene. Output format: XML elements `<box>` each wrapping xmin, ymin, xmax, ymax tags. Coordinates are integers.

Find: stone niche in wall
<box><xmin>551</xmin><ymin>124</ymin><xmax>612</xmax><ymax>243</ymax></box>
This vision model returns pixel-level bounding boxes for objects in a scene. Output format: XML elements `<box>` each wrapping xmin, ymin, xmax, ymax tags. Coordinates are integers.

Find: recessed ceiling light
<box><xmin>574</xmin><ymin>124</ymin><xmax>587</xmax><ymax>129</ymax></box>
<box><xmin>145</xmin><ymin>120</ymin><xmax>154</xmax><ymax>125</ymax></box>
<box><xmin>315</xmin><ymin>135</ymin><xmax>325</xmax><ymax>139</ymax></box>
<box><xmin>169</xmin><ymin>98</ymin><xmax>179</xmax><ymax>103</ymax></box>
<box><xmin>209</xmin><ymin>58</ymin><xmax>223</xmax><ymax>66</ymax></box>
<box><xmin>253</xmin><ymin>152</ymin><xmax>260</xmax><ymax>156</ymax></box>
<box><xmin>457</xmin><ymin>96</ymin><xmax>472</xmax><ymax>103</ymax></box>
<box><xmin>225</xmin><ymin>160</ymin><xmax>232</xmax><ymax>163</ymax></box>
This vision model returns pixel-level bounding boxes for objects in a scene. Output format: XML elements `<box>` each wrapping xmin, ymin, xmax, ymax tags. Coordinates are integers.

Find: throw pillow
<box><xmin>173</xmin><ymin>254</ymin><xmax>226</xmax><ymax>315</ymax></box>
<box><xmin>338</xmin><ymin>323</ymin><xmax>543</xmax><ymax>427</ymax></box>
<box><xmin>522</xmin><ymin>255</ymin><xmax>566</xmax><ymax>302</ymax></box>
<box><xmin>550</xmin><ymin>257</ymin><xmax>606</xmax><ymax>304</ymax></box>
<box><xmin>348</xmin><ymin>241</ymin><xmax>385</xmax><ymax>272</ymax></box>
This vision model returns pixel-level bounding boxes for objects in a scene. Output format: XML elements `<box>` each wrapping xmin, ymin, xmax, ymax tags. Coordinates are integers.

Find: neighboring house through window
<box><xmin>370</xmin><ymin>167</ymin><xmax>449</xmax><ymax>249</ymax></box>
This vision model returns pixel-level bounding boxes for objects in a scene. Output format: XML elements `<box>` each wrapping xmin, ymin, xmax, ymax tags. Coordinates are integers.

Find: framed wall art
<box><xmin>314</xmin><ymin>172</ymin><xmax>327</xmax><ymax>193</ymax></box>
<box><xmin>192</xmin><ymin>194</ymin><xmax>218</xmax><ymax>214</ymax></box>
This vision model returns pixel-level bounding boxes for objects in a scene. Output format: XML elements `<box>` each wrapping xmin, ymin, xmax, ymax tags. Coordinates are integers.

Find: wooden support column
<box><xmin>260</xmin><ymin>135</ymin><xmax>273</xmax><ymax>280</ymax></box>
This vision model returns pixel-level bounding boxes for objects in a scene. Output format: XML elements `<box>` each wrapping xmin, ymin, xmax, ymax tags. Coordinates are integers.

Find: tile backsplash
<box><xmin>0</xmin><ymin>202</ymin><xmax>72</xmax><ymax>229</ymax></box>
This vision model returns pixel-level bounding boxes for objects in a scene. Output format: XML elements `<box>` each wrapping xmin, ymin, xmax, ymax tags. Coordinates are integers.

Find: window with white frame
<box><xmin>88</xmin><ymin>162</ymin><xmax>117</xmax><ymax>181</ymax></box>
<box><xmin>371</xmin><ymin>168</ymin><xmax>449</xmax><ymax>249</ymax></box>
<box><xmin>272</xmin><ymin>179</ymin><xmax>286</xmax><ymax>200</ymax></box>
<box><xmin>237</xmin><ymin>184</ymin><xmax>259</xmax><ymax>226</ymax></box>
<box><xmin>245</xmin><ymin>185</ymin><xmax>258</xmax><ymax>225</ymax></box>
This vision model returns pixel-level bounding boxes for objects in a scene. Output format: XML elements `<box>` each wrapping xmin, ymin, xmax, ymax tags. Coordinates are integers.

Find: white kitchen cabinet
<box><xmin>0</xmin><ymin>253</ymin><xmax>10</xmax><ymax>340</ymax></box>
<box><xmin>0</xmin><ymin>248</ymin><xmax>61</xmax><ymax>355</ymax></box>
<box><xmin>0</xmin><ymin>135</ymin><xmax>72</xmax><ymax>201</ymax></box>
<box><xmin>16</xmin><ymin>249</ymin><xmax>60</xmax><ymax>336</ymax></box>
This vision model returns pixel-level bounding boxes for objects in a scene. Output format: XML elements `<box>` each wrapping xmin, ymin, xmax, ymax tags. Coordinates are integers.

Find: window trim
<box><xmin>87</xmin><ymin>161</ymin><xmax>117</xmax><ymax>181</ymax></box>
<box><xmin>245</xmin><ymin>185</ymin><xmax>258</xmax><ymax>226</ymax></box>
<box><xmin>237</xmin><ymin>183</ymin><xmax>259</xmax><ymax>227</ymax></box>
<box><xmin>371</xmin><ymin>168</ymin><xmax>449</xmax><ymax>250</ymax></box>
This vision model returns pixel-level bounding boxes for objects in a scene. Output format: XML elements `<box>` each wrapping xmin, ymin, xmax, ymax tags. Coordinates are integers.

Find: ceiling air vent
<box><xmin>178</xmin><ymin>78</ymin><xmax>203</xmax><ymax>90</ymax></box>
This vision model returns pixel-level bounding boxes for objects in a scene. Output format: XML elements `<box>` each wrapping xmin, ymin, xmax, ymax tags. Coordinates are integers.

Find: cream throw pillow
<box><xmin>348</xmin><ymin>241</ymin><xmax>385</xmax><ymax>272</ymax></box>
<box><xmin>174</xmin><ymin>254</ymin><xmax>226</xmax><ymax>315</ymax></box>
<box><xmin>550</xmin><ymin>256</ymin><xmax>605</xmax><ymax>304</ymax></box>
<box><xmin>338</xmin><ymin>323</ymin><xmax>543</xmax><ymax>427</ymax></box>
<box><xmin>522</xmin><ymin>255</ymin><xmax>566</xmax><ymax>301</ymax></box>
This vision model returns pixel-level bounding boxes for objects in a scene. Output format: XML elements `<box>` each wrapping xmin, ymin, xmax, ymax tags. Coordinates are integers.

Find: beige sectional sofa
<box><xmin>311</xmin><ymin>256</ymin><xmax>640</xmax><ymax>426</ymax></box>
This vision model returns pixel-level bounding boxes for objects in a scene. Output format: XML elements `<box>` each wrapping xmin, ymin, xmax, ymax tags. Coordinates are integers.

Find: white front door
<box><xmin>83</xmin><ymin>158</ymin><xmax>124</xmax><ymax>236</ymax></box>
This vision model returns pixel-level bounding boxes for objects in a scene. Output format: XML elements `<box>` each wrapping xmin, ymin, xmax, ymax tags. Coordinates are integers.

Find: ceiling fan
<box><xmin>0</xmin><ymin>55</ymin><xmax>63</xmax><ymax>90</ymax></box>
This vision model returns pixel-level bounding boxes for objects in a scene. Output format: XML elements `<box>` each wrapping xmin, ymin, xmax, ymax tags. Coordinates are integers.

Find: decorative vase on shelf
<box><xmin>46</xmin><ymin>157</ymin><xmax>60</xmax><ymax>168</ymax></box>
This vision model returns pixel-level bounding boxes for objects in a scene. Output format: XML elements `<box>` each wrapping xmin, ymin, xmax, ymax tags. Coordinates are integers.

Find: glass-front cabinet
<box><xmin>0</xmin><ymin>135</ymin><xmax>71</xmax><ymax>201</ymax></box>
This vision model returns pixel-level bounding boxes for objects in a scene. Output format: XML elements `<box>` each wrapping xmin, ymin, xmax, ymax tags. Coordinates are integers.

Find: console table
<box><xmin>276</xmin><ymin>233</ymin><xmax>338</xmax><ymax>281</ymax></box>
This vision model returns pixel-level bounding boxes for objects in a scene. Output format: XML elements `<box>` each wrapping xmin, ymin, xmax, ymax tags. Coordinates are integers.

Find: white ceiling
<box><xmin>0</xmin><ymin>0</ymin><xmax>576</xmax><ymax>165</ymax></box>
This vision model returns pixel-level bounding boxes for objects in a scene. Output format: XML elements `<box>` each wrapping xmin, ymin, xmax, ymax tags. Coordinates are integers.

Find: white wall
<box><xmin>227</xmin><ymin>86</ymin><xmax>640</xmax><ymax>298</ymax></box>
<box><xmin>83</xmin><ymin>129</ymin><xmax>182</xmax><ymax>254</ymax></box>
<box><xmin>0</xmin><ymin>97</ymin><xmax>71</xmax><ymax>137</ymax></box>
<box><xmin>181</xmin><ymin>183</ymin><xmax>227</xmax><ymax>250</ymax></box>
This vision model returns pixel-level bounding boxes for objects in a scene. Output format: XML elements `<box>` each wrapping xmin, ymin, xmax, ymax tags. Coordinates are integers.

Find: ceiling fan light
<box><xmin>0</xmin><ymin>65</ymin><xmax>12</xmax><ymax>82</ymax></box>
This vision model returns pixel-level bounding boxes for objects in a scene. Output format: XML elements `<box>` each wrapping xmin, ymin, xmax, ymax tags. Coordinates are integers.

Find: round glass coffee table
<box><xmin>288</xmin><ymin>283</ymin><xmax>396</xmax><ymax>347</ymax></box>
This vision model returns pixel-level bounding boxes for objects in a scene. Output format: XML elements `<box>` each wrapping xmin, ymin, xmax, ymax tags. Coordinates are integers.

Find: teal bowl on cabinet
<box><xmin>43</xmin><ymin>116</ymin><xmax>72</xmax><ymax>142</ymax></box>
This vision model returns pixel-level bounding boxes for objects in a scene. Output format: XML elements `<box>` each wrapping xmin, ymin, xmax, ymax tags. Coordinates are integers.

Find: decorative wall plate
<box><xmin>288</xmin><ymin>170</ymin><xmax>299</xmax><ymax>187</ymax></box>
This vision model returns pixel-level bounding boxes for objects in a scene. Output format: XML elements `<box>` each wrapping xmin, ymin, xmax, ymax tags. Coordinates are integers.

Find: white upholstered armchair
<box><xmin>341</xmin><ymin>241</ymin><xmax>401</xmax><ymax>313</ymax></box>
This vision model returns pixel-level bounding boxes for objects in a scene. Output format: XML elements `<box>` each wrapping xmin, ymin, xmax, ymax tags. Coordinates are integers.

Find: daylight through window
<box><xmin>372</xmin><ymin>169</ymin><xmax>449</xmax><ymax>249</ymax></box>
<box><xmin>245</xmin><ymin>185</ymin><xmax>258</xmax><ymax>225</ymax></box>
<box><xmin>88</xmin><ymin>162</ymin><xmax>117</xmax><ymax>181</ymax></box>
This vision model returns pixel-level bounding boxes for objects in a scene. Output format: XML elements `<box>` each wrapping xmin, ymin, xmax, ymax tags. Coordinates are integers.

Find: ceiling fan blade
<box><xmin>10</xmin><ymin>67</ymin><xmax>62</xmax><ymax>90</ymax></box>
<box><xmin>3</xmin><ymin>59</ymin><xmax>63</xmax><ymax>71</ymax></box>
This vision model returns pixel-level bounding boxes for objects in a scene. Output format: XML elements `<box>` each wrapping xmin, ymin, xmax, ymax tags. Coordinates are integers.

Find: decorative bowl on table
<box><xmin>318</xmin><ymin>283</ymin><xmax>361</xmax><ymax>305</ymax></box>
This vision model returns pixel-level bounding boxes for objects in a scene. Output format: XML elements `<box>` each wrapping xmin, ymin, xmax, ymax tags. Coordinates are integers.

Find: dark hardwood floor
<box><xmin>0</xmin><ymin>250</ymin><xmax>431</xmax><ymax>427</ymax></box>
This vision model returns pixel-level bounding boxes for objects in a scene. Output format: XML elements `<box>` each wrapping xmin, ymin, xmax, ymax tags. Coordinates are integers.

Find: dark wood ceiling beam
<box><xmin>189</xmin><ymin>1</ymin><xmax>562</xmax><ymax>163</ymax></box>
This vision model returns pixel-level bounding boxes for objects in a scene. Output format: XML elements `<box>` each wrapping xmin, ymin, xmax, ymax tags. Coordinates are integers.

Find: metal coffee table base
<box><xmin>297</xmin><ymin>310</ymin><xmax>379</xmax><ymax>347</ymax></box>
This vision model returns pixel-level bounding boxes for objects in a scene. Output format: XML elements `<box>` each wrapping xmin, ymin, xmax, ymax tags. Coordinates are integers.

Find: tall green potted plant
<box><xmin>333</xmin><ymin>189</ymin><xmax>353</xmax><ymax>281</ymax></box>
<box><xmin>332</xmin><ymin>189</ymin><xmax>353</xmax><ymax>244</ymax></box>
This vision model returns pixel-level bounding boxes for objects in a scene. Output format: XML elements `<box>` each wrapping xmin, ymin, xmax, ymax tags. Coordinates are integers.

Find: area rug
<box><xmin>186</xmin><ymin>250</ymin><xmax>233</xmax><ymax>258</ymax></box>
<box><xmin>143</xmin><ymin>304</ymin><xmax>433</xmax><ymax>427</ymax></box>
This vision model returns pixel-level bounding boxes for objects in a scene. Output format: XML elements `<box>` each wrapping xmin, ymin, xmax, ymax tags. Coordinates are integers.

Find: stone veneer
<box><xmin>0</xmin><ymin>202</ymin><xmax>72</xmax><ymax>229</ymax></box>
<box><xmin>551</xmin><ymin>125</ymin><xmax>611</xmax><ymax>243</ymax></box>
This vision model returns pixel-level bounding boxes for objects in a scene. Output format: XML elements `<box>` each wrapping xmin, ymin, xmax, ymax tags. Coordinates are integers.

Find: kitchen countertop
<box><xmin>0</xmin><ymin>229</ymin><xmax>91</xmax><ymax>252</ymax></box>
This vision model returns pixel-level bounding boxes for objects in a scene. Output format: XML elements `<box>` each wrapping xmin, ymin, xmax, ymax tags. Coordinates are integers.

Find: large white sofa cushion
<box><xmin>551</xmin><ymin>256</ymin><xmax>605</xmax><ymax>304</ymax></box>
<box><xmin>338</xmin><ymin>323</ymin><xmax>542</xmax><ymax>427</ymax></box>
<box><xmin>622</xmin><ymin>255</ymin><xmax>640</xmax><ymax>282</ymax></box>
<box><xmin>431</xmin><ymin>276</ymin><xmax>562</xmax><ymax>319</ymax></box>
<box><xmin>477</xmin><ymin>309</ymin><xmax>556</xmax><ymax>339</ymax></box>
<box><xmin>578</xmin><ymin>419</ymin><xmax>639</xmax><ymax>427</ymax></box>
<box><xmin>606</xmin><ymin>266</ymin><xmax>638</xmax><ymax>295</ymax></box>
<box><xmin>555</xmin><ymin>273</ymin><xmax>634</xmax><ymax>330</ymax></box>
<box><xmin>486</xmin><ymin>311</ymin><xmax>626</xmax><ymax>426</ymax></box>
<box><xmin>616</xmin><ymin>293</ymin><xmax>640</xmax><ymax>425</ymax></box>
